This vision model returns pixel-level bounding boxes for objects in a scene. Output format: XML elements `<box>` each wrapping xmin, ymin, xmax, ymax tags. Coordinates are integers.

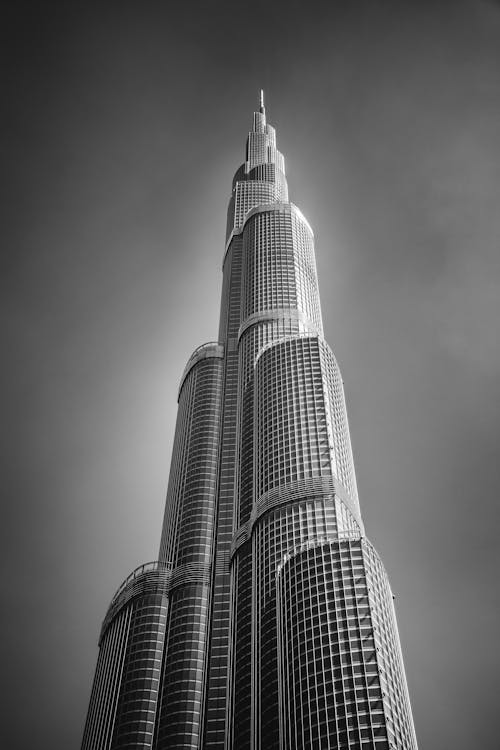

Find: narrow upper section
<box><xmin>252</xmin><ymin>89</ymin><xmax>267</xmax><ymax>134</ymax></box>
<box><xmin>226</xmin><ymin>93</ymin><xmax>288</xmax><ymax>240</ymax></box>
<box><xmin>247</xmin><ymin>93</ymin><xmax>282</xmax><ymax>173</ymax></box>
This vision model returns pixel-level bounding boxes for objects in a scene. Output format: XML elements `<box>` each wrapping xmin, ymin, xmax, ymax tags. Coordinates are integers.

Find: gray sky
<box><xmin>2</xmin><ymin>1</ymin><xmax>500</xmax><ymax>747</ymax></box>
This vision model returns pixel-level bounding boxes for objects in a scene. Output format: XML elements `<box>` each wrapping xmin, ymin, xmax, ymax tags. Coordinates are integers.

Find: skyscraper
<box><xmin>81</xmin><ymin>93</ymin><xmax>418</xmax><ymax>750</ymax></box>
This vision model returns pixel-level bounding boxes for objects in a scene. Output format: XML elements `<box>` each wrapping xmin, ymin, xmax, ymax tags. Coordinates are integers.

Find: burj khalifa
<box><xmin>81</xmin><ymin>93</ymin><xmax>418</xmax><ymax>750</ymax></box>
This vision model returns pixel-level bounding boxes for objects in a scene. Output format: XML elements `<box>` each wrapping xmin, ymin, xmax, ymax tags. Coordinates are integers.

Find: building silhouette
<box><xmin>81</xmin><ymin>94</ymin><xmax>418</xmax><ymax>750</ymax></box>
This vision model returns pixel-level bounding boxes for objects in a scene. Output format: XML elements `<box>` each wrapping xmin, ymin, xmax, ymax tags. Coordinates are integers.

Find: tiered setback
<box><xmin>156</xmin><ymin>344</ymin><xmax>223</xmax><ymax>748</ymax></box>
<box><xmin>81</xmin><ymin>99</ymin><xmax>417</xmax><ymax>750</ymax></box>
<box><xmin>276</xmin><ymin>539</ymin><xmax>418</xmax><ymax>750</ymax></box>
<box><xmin>81</xmin><ymin>563</ymin><xmax>170</xmax><ymax>750</ymax></box>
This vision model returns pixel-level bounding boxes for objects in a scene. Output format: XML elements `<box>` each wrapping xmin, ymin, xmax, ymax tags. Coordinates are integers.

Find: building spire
<box><xmin>259</xmin><ymin>89</ymin><xmax>265</xmax><ymax>114</ymax></box>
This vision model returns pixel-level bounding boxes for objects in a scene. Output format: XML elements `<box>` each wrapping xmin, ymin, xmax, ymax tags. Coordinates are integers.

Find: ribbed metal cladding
<box><xmin>154</xmin><ymin>583</ymin><xmax>211</xmax><ymax>749</ymax></box>
<box><xmin>276</xmin><ymin>539</ymin><xmax>418</xmax><ymax>750</ymax></box>
<box><xmin>156</xmin><ymin>345</ymin><xmax>224</xmax><ymax>750</ymax></box>
<box><xmin>81</xmin><ymin>564</ymin><xmax>170</xmax><ymax>750</ymax></box>
<box><xmin>81</xmin><ymin>97</ymin><xmax>418</xmax><ymax>750</ymax></box>
<box><xmin>158</xmin><ymin>343</ymin><xmax>224</xmax><ymax>567</ymax></box>
<box><xmin>251</xmin><ymin>336</ymin><xmax>339</xmax><ymax>749</ymax></box>
<box><xmin>229</xmin><ymin>193</ymin><xmax>328</xmax><ymax>748</ymax></box>
<box><xmin>203</xmin><ymin>233</ymin><xmax>242</xmax><ymax>749</ymax></box>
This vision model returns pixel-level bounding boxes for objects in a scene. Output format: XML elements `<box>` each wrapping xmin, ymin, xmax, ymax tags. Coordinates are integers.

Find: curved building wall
<box><xmin>227</xmin><ymin>180</ymin><xmax>288</xmax><ymax>241</ymax></box>
<box><xmin>237</xmin><ymin>318</ymin><xmax>303</xmax><ymax>529</ymax></box>
<box><xmin>81</xmin><ymin>563</ymin><xmax>171</xmax><ymax>750</ymax></box>
<box><xmin>155</xmin><ymin>344</ymin><xmax>223</xmax><ymax>749</ymax></box>
<box><xmin>204</xmin><ymin>232</ymin><xmax>245</xmax><ymax>748</ymax></box>
<box><xmin>235</xmin><ymin>198</ymin><xmax>323</xmax><ymax>521</ymax></box>
<box><xmin>230</xmin><ymin>183</ymin><xmax>363</xmax><ymax>746</ymax></box>
<box><xmin>253</xmin><ymin>498</ymin><xmax>338</xmax><ymax>749</ymax></box>
<box><xmin>319</xmin><ymin>341</ymin><xmax>360</xmax><ymax>514</ymax></box>
<box><xmin>255</xmin><ymin>336</ymin><xmax>332</xmax><ymax>498</ymax></box>
<box><xmin>276</xmin><ymin>539</ymin><xmax>418</xmax><ymax>750</ymax></box>
<box><xmin>241</xmin><ymin>205</ymin><xmax>322</xmax><ymax>334</ymax></box>
<box><xmin>250</xmin><ymin>336</ymin><xmax>337</xmax><ymax>748</ymax></box>
<box><xmin>235</xmin><ymin>201</ymin><xmax>323</xmax><ymax>532</ymax></box>
<box><xmin>158</xmin><ymin>343</ymin><xmax>224</xmax><ymax>566</ymax></box>
<box><xmin>154</xmin><ymin>582</ymin><xmax>211</xmax><ymax>749</ymax></box>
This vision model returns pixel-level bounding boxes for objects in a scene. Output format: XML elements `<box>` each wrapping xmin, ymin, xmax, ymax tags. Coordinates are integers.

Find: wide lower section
<box><xmin>81</xmin><ymin>563</ymin><xmax>171</xmax><ymax>750</ymax></box>
<box><xmin>276</xmin><ymin>537</ymin><xmax>418</xmax><ymax>750</ymax></box>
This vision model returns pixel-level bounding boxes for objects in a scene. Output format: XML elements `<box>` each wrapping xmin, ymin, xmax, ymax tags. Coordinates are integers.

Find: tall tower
<box><xmin>81</xmin><ymin>94</ymin><xmax>418</xmax><ymax>750</ymax></box>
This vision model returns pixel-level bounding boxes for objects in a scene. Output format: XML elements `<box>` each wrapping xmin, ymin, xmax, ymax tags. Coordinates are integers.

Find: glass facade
<box><xmin>276</xmin><ymin>539</ymin><xmax>417</xmax><ymax>750</ymax></box>
<box><xmin>81</xmin><ymin>562</ymin><xmax>171</xmax><ymax>750</ymax></box>
<box><xmin>81</xmin><ymin>95</ymin><xmax>418</xmax><ymax>750</ymax></box>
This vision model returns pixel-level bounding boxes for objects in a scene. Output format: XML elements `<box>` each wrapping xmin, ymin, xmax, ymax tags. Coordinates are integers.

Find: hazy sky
<box><xmin>2</xmin><ymin>1</ymin><xmax>500</xmax><ymax>748</ymax></box>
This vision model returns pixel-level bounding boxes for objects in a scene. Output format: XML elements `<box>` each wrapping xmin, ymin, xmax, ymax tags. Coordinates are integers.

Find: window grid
<box><xmin>276</xmin><ymin>539</ymin><xmax>418</xmax><ymax>750</ymax></box>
